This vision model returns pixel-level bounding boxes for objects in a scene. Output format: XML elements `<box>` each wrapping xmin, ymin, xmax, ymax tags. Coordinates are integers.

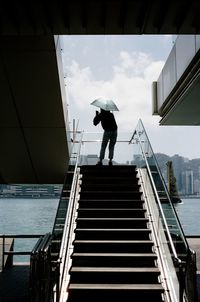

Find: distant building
<box><xmin>171</xmin><ymin>154</ymin><xmax>185</xmax><ymax>191</ymax></box>
<box><xmin>181</xmin><ymin>170</ymin><xmax>194</xmax><ymax>195</ymax></box>
<box><xmin>0</xmin><ymin>184</ymin><xmax>62</xmax><ymax>198</ymax></box>
<box><xmin>194</xmin><ymin>179</ymin><xmax>200</xmax><ymax>195</ymax></box>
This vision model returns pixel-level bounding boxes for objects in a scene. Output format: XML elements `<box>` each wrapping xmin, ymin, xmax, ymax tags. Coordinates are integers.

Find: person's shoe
<box><xmin>96</xmin><ymin>161</ymin><xmax>103</xmax><ymax>166</ymax></box>
<box><xmin>109</xmin><ymin>160</ymin><xmax>113</xmax><ymax>166</ymax></box>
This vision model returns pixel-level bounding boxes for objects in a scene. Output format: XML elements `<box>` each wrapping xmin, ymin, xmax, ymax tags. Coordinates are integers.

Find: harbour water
<box><xmin>0</xmin><ymin>198</ymin><xmax>59</xmax><ymax>262</ymax></box>
<box><xmin>174</xmin><ymin>198</ymin><xmax>200</xmax><ymax>236</ymax></box>
<box><xmin>0</xmin><ymin>197</ymin><xmax>199</xmax><ymax>262</ymax></box>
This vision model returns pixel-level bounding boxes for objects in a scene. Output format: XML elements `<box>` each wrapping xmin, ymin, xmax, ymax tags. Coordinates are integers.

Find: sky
<box><xmin>61</xmin><ymin>35</ymin><xmax>200</xmax><ymax>160</ymax></box>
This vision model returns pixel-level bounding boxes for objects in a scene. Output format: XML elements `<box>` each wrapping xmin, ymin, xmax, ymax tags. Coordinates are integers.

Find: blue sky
<box><xmin>61</xmin><ymin>35</ymin><xmax>200</xmax><ymax>160</ymax></box>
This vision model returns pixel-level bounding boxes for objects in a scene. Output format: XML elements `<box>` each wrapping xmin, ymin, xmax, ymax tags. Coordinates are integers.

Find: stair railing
<box><xmin>53</xmin><ymin>131</ymin><xmax>83</xmax><ymax>302</ymax></box>
<box><xmin>131</xmin><ymin>119</ymin><xmax>197</xmax><ymax>302</ymax></box>
<box><xmin>30</xmin><ymin>233</ymin><xmax>53</xmax><ymax>302</ymax></box>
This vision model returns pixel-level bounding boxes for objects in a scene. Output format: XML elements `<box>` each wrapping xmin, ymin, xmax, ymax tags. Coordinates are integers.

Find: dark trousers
<box><xmin>99</xmin><ymin>130</ymin><xmax>117</xmax><ymax>160</ymax></box>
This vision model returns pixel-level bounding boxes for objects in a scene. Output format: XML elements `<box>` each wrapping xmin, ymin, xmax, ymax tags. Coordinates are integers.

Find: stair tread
<box><xmin>81</xmin><ymin>165</ymin><xmax>136</xmax><ymax>169</ymax></box>
<box><xmin>72</xmin><ymin>253</ymin><xmax>156</xmax><ymax>257</ymax></box>
<box><xmin>71</xmin><ymin>267</ymin><xmax>159</xmax><ymax>272</ymax></box>
<box><xmin>75</xmin><ymin>228</ymin><xmax>150</xmax><ymax>231</ymax></box>
<box><xmin>69</xmin><ymin>283</ymin><xmax>163</xmax><ymax>290</ymax></box>
<box><xmin>74</xmin><ymin>240</ymin><xmax>153</xmax><ymax>244</ymax></box>
<box><xmin>81</xmin><ymin>183</ymin><xmax>139</xmax><ymax>185</ymax></box>
<box><xmin>78</xmin><ymin>208</ymin><xmax>146</xmax><ymax>211</ymax></box>
<box><xmin>76</xmin><ymin>218</ymin><xmax>148</xmax><ymax>220</ymax></box>
<box><xmin>81</xmin><ymin>185</ymin><xmax>139</xmax><ymax>187</ymax></box>
<box><xmin>79</xmin><ymin>199</ymin><xmax>143</xmax><ymax>202</ymax></box>
<box><xmin>81</xmin><ymin>191</ymin><xmax>141</xmax><ymax>193</ymax></box>
<box><xmin>81</xmin><ymin>179</ymin><xmax>138</xmax><ymax>182</ymax></box>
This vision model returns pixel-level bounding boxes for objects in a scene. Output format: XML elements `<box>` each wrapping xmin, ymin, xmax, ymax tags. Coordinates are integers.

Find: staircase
<box><xmin>67</xmin><ymin>165</ymin><xmax>164</xmax><ymax>301</ymax></box>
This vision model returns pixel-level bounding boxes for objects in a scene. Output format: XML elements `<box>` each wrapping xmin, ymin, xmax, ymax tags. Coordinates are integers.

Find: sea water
<box><xmin>174</xmin><ymin>198</ymin><xmax>200</xmax><ymax>236</ymax></box>
<box><xmin>0</xmin><ymin>198</ymin><xmax>59</xmax><ymax>262</ymax></box>
<box><xmin>0</xmin><ymin>197</ymin><xmax>199</xmax><ymax>262</ymax></box>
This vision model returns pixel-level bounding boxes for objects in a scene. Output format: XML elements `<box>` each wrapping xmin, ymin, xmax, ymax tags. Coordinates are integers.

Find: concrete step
<box><xmin>75</xmin><ymin>217</ymin><xmax>148</xmax><ymax>229</ymax></box>
<box><xmin>74</xmin><ymin>228</ymin><xmax>151</xmax><ymax>240</ymax></box>
<box><xmin>69</xmin><ymin>267</ymin><xmax>160</xmax><ymax>283</ymax></box>
<box><xmin>77</xmin><ymin>208</ymin><xmax>146</xmax><ymax>218</ymax></box>
<box><xmin>78</xmin><ymin>199</ymin><xmax>144</xmax><ymax>208</ymax></box>
<box><xmin>80</xmin><ymin>191</ymin><xmax>142</xmax><ymax>200</ymax></box>
<box><xmin>81</xmin><ymin>176</ymin><xmax>139</xmax><ymax>185</ymax></box>
<box><xmin>80</xmin><ymin>165</ymin><xmax>138</xmax><ymax>176</ymax></box>
<box><xmin>67</xmin><ymin>283</ymin><xmax>164</xmax><ymax>301</ymax></box>
<box><xmin>72</xmin><ymin>240</ymin><xmax>154</xmax><ymax>253</ymax></box>
<box><xmin>71</xmin><ymin>252</ymin><xmax>157</xmax><ymax>267</ymax></box>
<box><xmin>80</xmin><ymin>184</ymin><xmax>140</xmax><ymax>191</ymax></box>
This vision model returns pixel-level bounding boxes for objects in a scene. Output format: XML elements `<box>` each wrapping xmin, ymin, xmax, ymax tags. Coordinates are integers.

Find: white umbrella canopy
<box><xmin>91</xmin><ymin>97</ymin><xmax>119</xmax><ymax>111</ymax></box>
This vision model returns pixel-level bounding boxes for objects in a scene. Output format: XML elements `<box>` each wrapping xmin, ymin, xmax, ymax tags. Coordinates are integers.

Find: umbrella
<box><xmin>91</xmin><ymin>97</ymin><xmax>119</xmax><ymax>111</ymax></box>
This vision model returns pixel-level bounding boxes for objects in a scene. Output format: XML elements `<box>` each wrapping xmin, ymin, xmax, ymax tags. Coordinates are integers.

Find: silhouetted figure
<box><xmin>93</xmin><ymin>109</ymin><xmax>118</xmax><ymax>166</ymax></box>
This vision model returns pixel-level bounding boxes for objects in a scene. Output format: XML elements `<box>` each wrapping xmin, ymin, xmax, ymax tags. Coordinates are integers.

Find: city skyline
<box><xmin>155</xmin><ymin>153</ymin><xmax>200</xmax><ymax>196</ymax></box>
<box><xmin>80</xmin><ymin>151</ymin><xmax>200</xmax><ymax>196</ymax></box>
<box><xmin>1</xmin><ymin>150</ymin><xmax>199</xmax><ymax>197</ymax></box>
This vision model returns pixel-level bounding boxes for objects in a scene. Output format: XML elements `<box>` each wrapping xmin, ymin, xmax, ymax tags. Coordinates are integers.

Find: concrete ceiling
<box><xmin>0</xmin><ymin>0</ymin><xmax>200</xmax><ymax>35</ymax></box>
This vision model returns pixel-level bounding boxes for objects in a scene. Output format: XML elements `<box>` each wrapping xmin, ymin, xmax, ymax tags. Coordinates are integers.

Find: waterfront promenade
<box><xmin>0</xmin><ymin>264</ymin><xmax>29</xmax><ymax>302</ymax></box>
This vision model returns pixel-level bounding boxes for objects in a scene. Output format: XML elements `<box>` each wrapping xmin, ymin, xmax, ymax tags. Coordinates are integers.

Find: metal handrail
<box><xmin>56</xmin><ymin>132</ymin><xmax>83</xmax><ymax>302</ymax></box>
<box><xmin>135</xmin><ymin>134</ymin><xmax>180</xmax><ymax>261</ymax></box>
<box><xmin>133</xmin><ymin>119</ymin><xmax>189</xmax><ymax>253</ymax></box>
<box><xmin>30</xmin><ymin>233</ymin><xmax>53</xmax><ymax>302</ymax></box>
<box><xmin>69</xmin><ymin>130</ymin><xmax>133</xmax><ymax>143</ymax></box>
<box><xmin>132</xmin><ymin>119</ymin><xmax>193</xmax><ymax>302</ymax></box>
<box><xmin>137</xmin><ymin>167</ymin><xmax>174</xmax><ymax>302</ymax></box>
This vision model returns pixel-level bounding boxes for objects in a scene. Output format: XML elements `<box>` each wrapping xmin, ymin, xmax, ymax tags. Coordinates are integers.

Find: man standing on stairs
<box><xmin>93</xmin><ymin>108</ymin><xmax>118</xmax><ymax>166</ymax></box>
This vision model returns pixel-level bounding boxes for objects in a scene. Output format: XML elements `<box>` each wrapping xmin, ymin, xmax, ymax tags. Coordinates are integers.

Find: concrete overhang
<box><xmin>0</xmin><ymin>36</ymin><xmax>69</xmax><ymax>184</ymax></box>
<box><xmin>153</xmin><ymin>35</ymin><xmax>200</xmax><ymax>125</ymax></box>
<box><xmin>0</xmin><ymin>1</ymin><xmax>200</xmax><ymax>35</ymax></box>
<box><xmin>158</xmin><ymin>74</ymin><xmax>200</xmax><ymax>125</ymax></box>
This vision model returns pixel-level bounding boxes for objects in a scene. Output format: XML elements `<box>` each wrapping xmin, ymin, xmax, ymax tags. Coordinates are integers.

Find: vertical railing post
<box><xmin>2</xmin><ymin>235</ymin><xmax>5</xmax><ymax>272</ymax></box>
<box><xmin>73</xmin><ymin>119</ymin><xmax>75</xmax><ymax>143</ymax></box>
<box><xmin>56</xmin><ymin>261</ymin><xmax>60</xmax><ymax>302</ymax></box>
<box><xmin>178</xmin><ymin>261</ymin><xmax>185</xmax><ymax>302</ymax></box>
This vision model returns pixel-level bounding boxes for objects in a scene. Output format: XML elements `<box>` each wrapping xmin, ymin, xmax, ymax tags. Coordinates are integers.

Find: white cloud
<box><xmin>66</xmin><ymin>51</ymin><xmax>165</xmax><ymax>132</ymax></box>
<box><xmin>114</xmin><ymin>51</ymin><xmax>151</xmax><ymax>76</ymax></box>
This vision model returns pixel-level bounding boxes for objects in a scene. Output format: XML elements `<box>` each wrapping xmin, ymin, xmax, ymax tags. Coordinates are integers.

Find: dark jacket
<box><xmin>93</xmin><ymin>110</ymin><xmax>117</xmax><ymax>131</ymax></box>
